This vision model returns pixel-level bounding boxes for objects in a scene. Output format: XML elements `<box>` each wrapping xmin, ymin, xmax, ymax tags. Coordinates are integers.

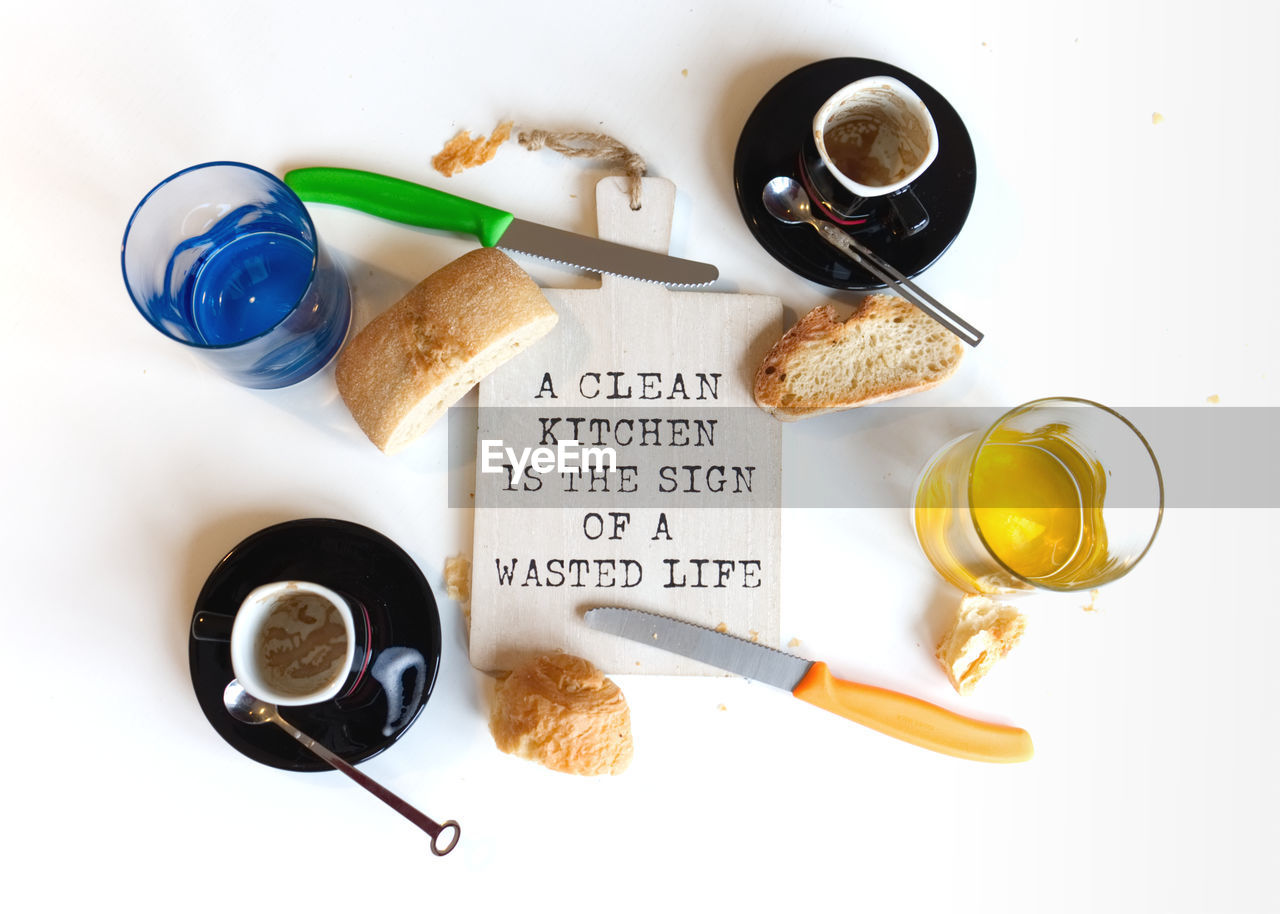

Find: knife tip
<box><xmin>583</xmin><ymin>605</ymin><xmax>630</xmax><ymax>629</ymax></box>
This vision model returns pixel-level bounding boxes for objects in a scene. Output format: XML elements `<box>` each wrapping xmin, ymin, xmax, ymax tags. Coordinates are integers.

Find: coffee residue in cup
<box><xmin>822</xmin><ymin>88</ymin><xmax>929</xmax><ymax>188</ymax></box>
<box><xmin>257</xmin><ymin>593</ymin><xmax>348</xmax><ymax>696</ymax></box>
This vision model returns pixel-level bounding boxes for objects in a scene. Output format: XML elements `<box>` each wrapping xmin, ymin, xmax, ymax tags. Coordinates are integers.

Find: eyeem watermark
<box><xmin>480</xmin><ymin>439</ymin><xmax>618</xmax><ymax>478</ymax></box>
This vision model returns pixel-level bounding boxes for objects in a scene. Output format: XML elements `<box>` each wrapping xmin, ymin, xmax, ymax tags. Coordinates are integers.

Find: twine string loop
<box><xmin>517</xmin><ymin>129</ymin><xmax>647</xmax><ymax>209</ymax></box>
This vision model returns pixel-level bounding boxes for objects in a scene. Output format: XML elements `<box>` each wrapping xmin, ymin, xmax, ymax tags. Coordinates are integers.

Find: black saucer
<box><xmin>189</xmin><ymin>518</ymin><xmax>442</xmax><ymax>771</ymax></box>
<box><xmin>733</xmin><ymin>58</ymin><xmax>977</xmax><ymax>290</ymax></box>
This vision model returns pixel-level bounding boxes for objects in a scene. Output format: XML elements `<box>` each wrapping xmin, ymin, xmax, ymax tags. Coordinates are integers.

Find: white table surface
<box><xmin>3</xmin><ymin>1</ymin><xmax>1276</xmax><ymax>910</ymax></box>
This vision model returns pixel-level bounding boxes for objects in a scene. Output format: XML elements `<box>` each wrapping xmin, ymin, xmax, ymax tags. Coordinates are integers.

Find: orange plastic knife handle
<box><xmin>791</xmin><ymin>662</ymin><xmax>1034</xmax><ymax>763</ymax></box>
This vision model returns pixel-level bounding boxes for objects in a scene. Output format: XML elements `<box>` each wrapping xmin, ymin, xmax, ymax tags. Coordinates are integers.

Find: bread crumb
<box><xmin>444</xmin><ymin>555</ymin><xmax>471</xmax><ymax>632</ymax></box>
<box><xmin>787</xmin><ymin>637</ymin><xmax>802</xmax><ymax>648</ymax></box>
<box><xmin>1082</xmin><ymin>588</ymin><xmax>1101</xmax><ymax>613</ymax></box>
<box><xmin>432</xmin><ymin>120</ymin><xmax>513</xmax><ymax>177</ymax></box>
<box><xmin>681</xmin><ymin>68</ymin><xmax>689</xmax><ymax>77</ymax></box>
<box><xmin>1152</xmin><ymin>111</ymin><xmax>1165</xmax><ymax>125</ymax></box>
<box><xmin>716</xmin><ymin>703</ymin><xmax>727</xmax><ymax>711</ymax></box>
<box><xmin>444</xmin><ymin>555</ymin><xmax>471</xmax><ymax>603</ymax></box>
<box><xmin>1207</xmin><ymin>394</ymin><xmax>1220</xmax><ymax>404</ymax></box>
<box><xmin>974</xmin><ymin>570</ymin><xmax>1024</xmax><ymax>595</ymax></box>
<box><xmin>748</xmin><ymin>629</ymin><xmax>759</xmax><ymax>642</ymax></box>
<box><xmin>715</xmin><ymin>622</ymin><xmax>728</xmax><ymax>633</ymax></box>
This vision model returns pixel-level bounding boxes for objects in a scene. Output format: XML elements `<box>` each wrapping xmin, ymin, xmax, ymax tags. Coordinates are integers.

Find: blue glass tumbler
<box><xmin>122</xmin><ymin>162</ymin><xmax>351</xmax><ymax>388</ymax></box>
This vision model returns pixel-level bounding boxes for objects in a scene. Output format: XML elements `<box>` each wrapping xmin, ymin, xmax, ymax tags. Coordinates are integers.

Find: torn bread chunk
<box><xmin>936</xmin><ymin>594</ymin><xmax>1026</xmax><ymax>694</ymax></box>
<box><xmin>490</xmin><ymin>653</ymin><xmax>633</xmax><ymax>776</ymax></box>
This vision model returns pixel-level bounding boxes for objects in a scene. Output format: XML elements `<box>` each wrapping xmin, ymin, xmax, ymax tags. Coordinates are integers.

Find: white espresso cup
<box><xmin>800</xmin><ymin>75</ymin><xmax>940</xmax><ymax>235</ymax></box>
<box><xmin>230</xmin><ymin>581</ymin><xmax>358</xmax><ymax>706</ymax></box>
<box><xmin>813</xmin><ymin>75</ymin><xmax>939</xmax><ymax>198</ymax></box>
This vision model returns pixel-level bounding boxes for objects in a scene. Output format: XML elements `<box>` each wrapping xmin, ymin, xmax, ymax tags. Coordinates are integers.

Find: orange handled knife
<box><xmin>584</xmin><ymin>606</ymin><xmax>1033</xmax><ymax>764</ymax></box>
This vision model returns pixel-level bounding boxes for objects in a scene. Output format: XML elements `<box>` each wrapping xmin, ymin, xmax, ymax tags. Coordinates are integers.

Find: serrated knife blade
<box><xmin>283</xmin><ymin>167</ymin><xmax>719</xmax><ymax>287</ymax></box>
<box><xmin>584</xmin><ymin>606</ymin><xmax>1034</xmax><ymax>764</ymax></box>
<box><xmin>494</xmin><ymin>217</ymin><xmax>716</xmax><ymax>286</ymax></box>
<box><xmin>584</xmin><ymin>604</ymin><xmax>812</xmax><ymax>689</ymax></box>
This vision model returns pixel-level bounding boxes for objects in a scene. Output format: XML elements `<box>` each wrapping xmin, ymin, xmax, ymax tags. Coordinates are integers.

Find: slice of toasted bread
<box><xmin>752</xmin><ymin>294</ymin><xmax>963</xmax><ymax>420</ymax></box>
<box><xmin>936</xmin><ymin>594</ymin><xmax>1027</xmax><ymax>695</ymax></box>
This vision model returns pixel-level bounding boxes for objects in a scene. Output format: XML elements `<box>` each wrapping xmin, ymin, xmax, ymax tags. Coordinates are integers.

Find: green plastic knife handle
<box><xmin>283</xmin><ymin>167</ymin><xmax>516</xmax><ymax>248</ymax></box>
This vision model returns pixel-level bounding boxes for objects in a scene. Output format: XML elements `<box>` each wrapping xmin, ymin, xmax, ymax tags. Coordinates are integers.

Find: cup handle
<box><xmin>192</xmin><ymin>611</ymin><xmax>234</xmax><ymax>642</ymax></box>
<box><xmin>888</xmin><ymin>186</ymin><xmax>930</xmax><ymax>237</ymax></box>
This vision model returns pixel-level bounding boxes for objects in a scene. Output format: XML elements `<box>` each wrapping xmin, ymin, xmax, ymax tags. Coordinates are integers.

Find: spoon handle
<box><xmin>812</xmin><ymin>221</ymin><xmax>984</xmax><ymax>347</ymax></box>
<box><xmin>270</xmin><ymin>715</ymin><xmax>460</xmax><ymax>856</ymax></box>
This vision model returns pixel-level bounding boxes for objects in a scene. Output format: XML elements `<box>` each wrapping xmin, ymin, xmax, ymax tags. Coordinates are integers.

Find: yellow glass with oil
<box><xmin>914</xmin><ymin>399</ymin><xmax>1163</xmax><ymax>593</ymax></box>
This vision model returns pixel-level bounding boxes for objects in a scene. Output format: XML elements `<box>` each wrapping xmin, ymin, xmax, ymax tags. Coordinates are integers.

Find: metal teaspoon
<box><xmin>762</xmin><ymin>176</ymin><xmax>983</xmax><ymax>347</ymax></box>
<box><xmin>222</xmin><ymin>679</ymin><xmax>460</xmax><ymax>856</ymax></box>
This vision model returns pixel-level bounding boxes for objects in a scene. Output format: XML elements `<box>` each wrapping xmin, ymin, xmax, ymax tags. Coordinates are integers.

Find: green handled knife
<box><xmin>283</xmin><ymin>167</ymin><xmax>719</xmax><ymax>287</ymax></box>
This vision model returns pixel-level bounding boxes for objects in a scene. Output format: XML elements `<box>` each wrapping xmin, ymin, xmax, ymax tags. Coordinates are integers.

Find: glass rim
<box><xmin>965</xmin><ymin>396</ymin><xmax>1166</xmax><ymax>593</ymax></box>
<box><xmin>120</xmin><ymin>161</ymin><xmax>319</xmax><ymax>350</ymax></box>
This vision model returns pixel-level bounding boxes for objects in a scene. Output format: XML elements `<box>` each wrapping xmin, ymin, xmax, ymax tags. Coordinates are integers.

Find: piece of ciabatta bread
<box><xmin>490</xmin><ymin>652</ymin><xmax>633</xmax><ymax>776</ymax></box>
<box><xmin>753</xmin><ymin>294</ymin><xmax>963</xmax><ymax>420</ymax></box>
<box><xmin>336</xmin><ymin>248</ymin><xmax>557</xmax><ymax>453</ymax></box>
<box><xmin>935</xmin><ymin>594</ymin><xmax>1026</xmax><ymax>695</ymax></box>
